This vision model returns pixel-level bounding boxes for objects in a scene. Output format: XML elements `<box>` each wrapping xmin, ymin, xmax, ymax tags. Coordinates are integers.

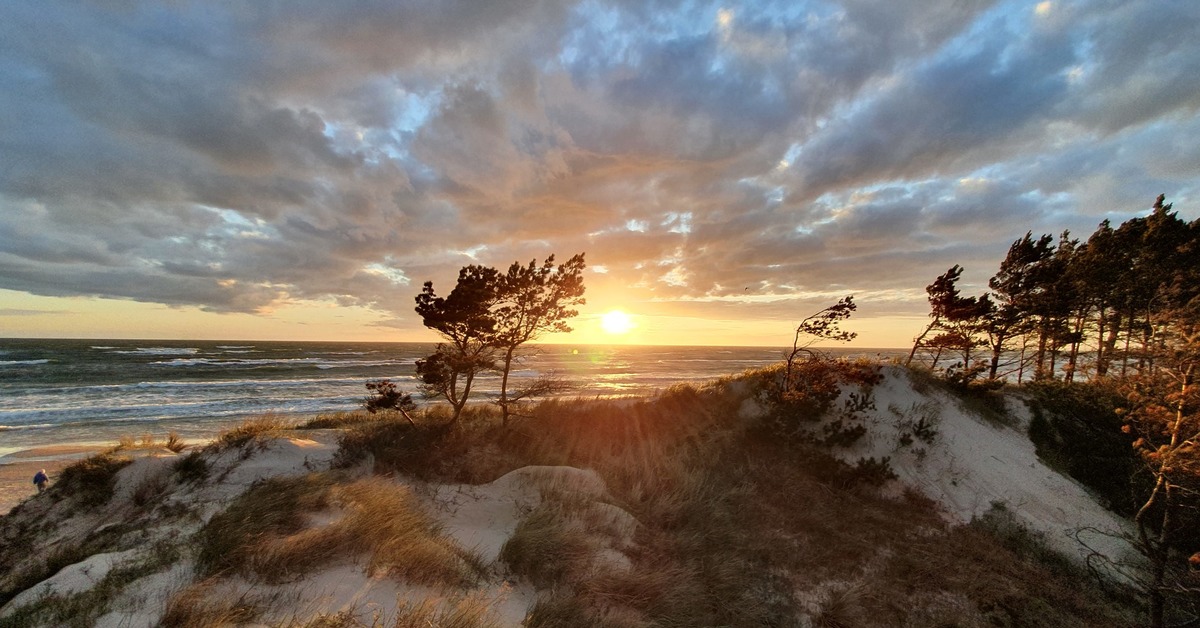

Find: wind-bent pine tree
<box><xmin>907</xmin><ymin>265</ymin><xmax>988</xmax><ymax>369</ymax></box>
<box><xmin>490</xmin><ymin>253</ymin><xmax>586</xmax><ymax>425</ymax></box>
<box><xmin>413</xmin><ymin>265</ymin><xmax>500</xmax><ymax>422</ymax></box>
<box><xmin>784</xmin><ymin>296</ymin><xmax>857</xmax><ymax>392</ymax></box>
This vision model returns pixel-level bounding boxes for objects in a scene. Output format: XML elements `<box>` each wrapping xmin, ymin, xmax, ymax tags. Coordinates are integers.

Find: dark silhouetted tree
<box><xmin>363</xmin><ymin>379</ymin><xmax>416</xmax><ymax>425</ymax></box>
<box><xmin>414</xmin><ymin>266</ymin><xmax>499</xmax><ymax>422</ymax></box>
<box><xmin>785</xmin><ymin>296</ymin><xmax>857</xmax><ymax>391</ymax></box>
<box><xmin>908</xmin><ymin>265</ymin><xmax>989</xmax><ymax>370</ymax></box>
<box><xmin>490</xmin><ymin>253</ymin><xmax>587</xmax><ymax>425</ymax></box>
<box><xmin>987</xmin><ymin>232</ymin><xmax>1056</xmax><ymax>381</ymax></box>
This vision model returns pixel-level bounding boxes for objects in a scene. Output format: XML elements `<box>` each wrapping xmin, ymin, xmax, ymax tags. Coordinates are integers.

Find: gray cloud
<box><xmin>0</xmin><ymin>0</ymin><xmax>1197</xmax><ymax>333</ymax></box>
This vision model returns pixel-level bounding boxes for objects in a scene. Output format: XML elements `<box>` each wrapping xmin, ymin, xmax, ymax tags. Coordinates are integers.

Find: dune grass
<box><xmin>323</xmin><ymin>366</ymin><xmax>1138</xmax><ymax>626</ymax></box>
<box><xmin>210</xmin><ymin>414</ymin><xmax>297</xmax><ymax>451</ymax></box>
<box><xmin>284</xmin><ymin>592</ymin><xmax>503</xmax><ymax>628</ymax></box>
<box><xmin>159</xmin><ymin>578</ymin><xmax>263</xmax><ymax>627</ymax></box>
<box><xmin>0</xmin><ymin>542</ymin><xmax>180</xmax><ymax>628</ymax></box>
<box><xmin>51</xmin><ymin>451</ymin><xmax>134</xmax><ymax>508</ymax></box>
<box><xmin>194</xmin><ymin>473</ymin><xmax>484</xmax><ymax>587</ymax></box>
<box><xmin>111</xmin><ymin>431</ymin><xmax>187</xmax><ymax>453</ymax></box>
<box><xmin>1</xmin><ymin>362</ymin><xmax>1138</xmax><ymax>627</ymax></box>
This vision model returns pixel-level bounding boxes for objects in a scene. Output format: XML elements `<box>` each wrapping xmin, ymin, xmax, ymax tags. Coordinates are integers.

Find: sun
<box><xmin>600</xmin><ymin>309</ymin><xmax>634</xmax><ymax>335</ymax></box>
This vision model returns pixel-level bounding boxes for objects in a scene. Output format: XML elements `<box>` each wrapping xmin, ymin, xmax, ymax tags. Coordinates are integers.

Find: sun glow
<box><xmin>600</xmin><ymin>309</ymin><xmax>635</xmax><ymax>335</ymax></box>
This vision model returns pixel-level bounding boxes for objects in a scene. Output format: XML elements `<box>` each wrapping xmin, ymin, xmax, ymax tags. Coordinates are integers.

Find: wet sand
<box><xmin>0</xmin><ymin>445</ymin><xmax>104</xmax><ymax>515</ymax></box>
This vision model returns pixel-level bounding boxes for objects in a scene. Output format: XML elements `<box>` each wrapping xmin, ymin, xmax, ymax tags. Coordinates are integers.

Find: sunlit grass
<box><xmin>195</xmin><ymin>473</ymin><xmax>484</xmax><ymax>588</ymax></box>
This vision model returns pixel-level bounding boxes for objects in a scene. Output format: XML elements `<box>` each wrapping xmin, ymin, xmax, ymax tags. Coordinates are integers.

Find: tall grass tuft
<box><xmin>194</xmin><ymin>474</ymin><xmax>484</xmax><ymax>587</ymax></box>
<box><xmin>210</xmin><ymin>414</ymin><xmax>295</xmax><ymax>451</ymax></box>
<box><xmin>52</xmin><ymin>452</ymin><xmax>133</xmax><ymax>507</ymax></box>
<box><xmin>160</xmin><ymin>579</ymin><xmax>261</xmax><ymax>627</ymax></box>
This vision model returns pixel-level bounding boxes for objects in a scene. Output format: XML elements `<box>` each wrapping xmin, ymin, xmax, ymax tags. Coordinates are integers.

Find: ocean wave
<box><xmin>0</xmin><ymin>359</ymin><xmax>50</xmax><ymax>366</ymax></box>
<box><xmin>216</xmin><ymin>345</ymin><xmax>254</xmax><ymax>349</ymax></box>
<box><xmin>152</xmin><ymin>357</ymin><xmax>411</xmax><ymax>369</ymax></box>
<box><xmin>0</xmin><ymin>423</ymin><xmax>55</xmax><ymax>430</ymax></box>
<box><xmin>114</xmin><ymin>347</ymin><xmax>200</xmax><ymax>356</ymax></box>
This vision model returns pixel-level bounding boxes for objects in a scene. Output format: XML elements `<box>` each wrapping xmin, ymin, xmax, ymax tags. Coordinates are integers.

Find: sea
<box><xmin>0</xmin><ymin>339</ymin><xmax>904</xmax><ymax>455</ymax></box>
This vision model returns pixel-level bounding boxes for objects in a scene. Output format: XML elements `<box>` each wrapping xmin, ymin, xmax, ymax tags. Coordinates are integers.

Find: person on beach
<box><xmin>33</xmin><ymin>469</ymin><xmax>48</xmax><ymax>493</ymax></box>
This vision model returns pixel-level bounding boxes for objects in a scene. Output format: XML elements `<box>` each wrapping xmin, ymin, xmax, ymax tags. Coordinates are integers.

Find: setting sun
<box><xmin>601</xmin><ymin>309</ymin><xmax>635</xmax><ymax>335</ymax></box>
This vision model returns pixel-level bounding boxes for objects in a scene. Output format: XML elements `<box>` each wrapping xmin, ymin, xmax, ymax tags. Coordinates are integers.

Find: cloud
<box><xmin>0</xmin><ymin>0</ymin><xmax>1197</xmax><ymax>333</ymax></box>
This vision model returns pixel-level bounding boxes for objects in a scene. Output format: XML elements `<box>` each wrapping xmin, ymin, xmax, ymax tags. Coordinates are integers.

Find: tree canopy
<box><xmin>413</xmin><ymin>253</ymin><xmax>586</xmax><ymax>423</ymax></box>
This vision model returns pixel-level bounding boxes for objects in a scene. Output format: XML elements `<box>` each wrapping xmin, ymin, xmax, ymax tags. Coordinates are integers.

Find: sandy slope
<box><xmin>0</xmin><ymin>369</ymin><xmax>1143</xmax><ymax>625</ymax></box>
<box><xmin>833</xmin><ymin>367</ymin><xmax>1138</xmax><ymax>576</ymax></box>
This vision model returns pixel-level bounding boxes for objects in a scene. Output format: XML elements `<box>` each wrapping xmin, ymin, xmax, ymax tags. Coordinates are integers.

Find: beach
<box><xmin>0</xmin><ymin>445</ymin><xmax>103</xmax><ymax>515</ymax></box>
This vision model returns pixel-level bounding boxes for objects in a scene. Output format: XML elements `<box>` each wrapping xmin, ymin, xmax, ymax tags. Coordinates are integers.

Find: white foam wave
<box><xmin>114</xmin><ymin>347</ymin><xmax>200</xmax><ymax>356</ymax></box>
<box><xmin>153</xmin><ymin>357</ymin><xmax>409</xmax><ymax>369</ymax></box>
<box><xmin>0</xmin><ymin>359</ymin><xmax>50</xmax><ymax>366</ymax></box>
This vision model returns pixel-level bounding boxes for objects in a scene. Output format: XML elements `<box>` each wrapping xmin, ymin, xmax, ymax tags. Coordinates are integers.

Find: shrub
<box><xmin>1025</xmin><ymin>380</ymin><xmax>1139</xmax><ymax>515</ymax></box>
<box><xmin>363</xmin><ymin>379</ymin><xmax>416</xmax><ymax>415</ymax></box>
<box><xmin>53</xmin><ymin>452</ymin><xmax>133</xmax><ymax>507</ymax></box>
<box><xmin>173</xmin><ymin>451</ymin><xmax>210</xmax><ymax>484</ymax></box>
<box><xmin>500</xmin><ymin>505</ymin><xmax>593</xmax><ymax>587</ymax></box>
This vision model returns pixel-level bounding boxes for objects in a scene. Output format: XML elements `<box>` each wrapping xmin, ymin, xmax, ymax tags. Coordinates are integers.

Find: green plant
<box><xmin>1025</xmin><ymin>380</ymin><xmax>1137</xmax><ymax>515</ymax></box>
<box><xmin>890</xmin><ymin>401</ymin><xmax>941</xmax><ymax>449</ymax></box>
<box><xmin>172</xmin><ymin>450</ymin><xmax>210</xmax><ymax>484</ymax></box>
<box><xmin>362</xmin><ymin>379</ymin><xmax>416</xmax><ymax>423</ymax></box>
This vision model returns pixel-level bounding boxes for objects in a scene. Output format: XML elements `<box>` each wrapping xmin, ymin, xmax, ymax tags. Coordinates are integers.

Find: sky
<box><xmin>1</xmin><ymin>0</ymin><xmax>1198</xmax><ymax>347</ymax></box>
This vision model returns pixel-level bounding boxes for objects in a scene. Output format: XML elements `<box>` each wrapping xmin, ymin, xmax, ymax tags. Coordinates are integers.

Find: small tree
<box><xmin>1122</xmin><ymin>284</ymin><xmax>1200</xmax><ymax>627</ymax></box>
<box><xmin>908</xmin><ymin>265</ymin><xmax>989</xmax><ymax>370</ymax></box>
<box><xmin>414</xmin><ymin>266</ymin><xmax>500</xmax><ymax>423</ymax></box>
<box><xmin>490</xmin><ymin>253</ymin><xmax>586</xmax><ymax>425</ymax></box>
<box><xmin>785</xmin><ymin>296</ymin><xmax>857</xmax><ymax>392</ymax></box>
<box><xmin>363</xmin><ymin>379</ymin><xmax>416</xmax><ymax>425</ymax></box>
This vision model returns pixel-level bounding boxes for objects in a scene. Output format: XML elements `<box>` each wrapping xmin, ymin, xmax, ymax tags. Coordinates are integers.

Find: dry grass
<box><xmin>52</xmin><ymin>451</ymin><xmax>134</xmax><ymax>508</ymax></box>
<box><xmin>160</xmin><ymin>579</ymin><xmax>262</xmax><ymax>627</ymax></box>
<box><xmin>298</xmin><ymin>411</ymin><xmax>380</xmax><ymax>430</ymax></box>
<box><xmin>195</xmin><ymin>473</ymin><xmax>484</xmax><ymax>587</ymax></box>
<box><xmin>173</xmin><ymin>363</ymin><xmax>1137</xmax><ymax>626</ymax></box>
<box><xmin>500</xmin><ymin>503</ymin><xmax>595</xmax><ymax>587</ymax></box>
<box><xmin>111</xmin><ymin>431</ymin><xmax>188</xmax><ymax>453</ymax></box>
<box><xmin>285</xmin><ymin>593</ymin><xmax>505</xmax><ymax>628</ymax></box>
<box><xmin>210</xmin><ymin>414</ymin><xmax>297</xmax><ymax>451</ymax></box>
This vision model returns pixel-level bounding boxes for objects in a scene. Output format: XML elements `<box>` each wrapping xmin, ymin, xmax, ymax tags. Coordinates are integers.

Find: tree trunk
<box><xmin>499</xmin><ymin>347</ymin><xmax>515</xmax><ymax>426</ymax></box>
<box><xmin>1099</xmin><ymin>307</ymin><xmax>1121</xmax><ymax>378</ymax></box>
<box><xmin>906</xmin><ymin>320</ymin><xmax>938</xmax><ymax>367</ymax></box>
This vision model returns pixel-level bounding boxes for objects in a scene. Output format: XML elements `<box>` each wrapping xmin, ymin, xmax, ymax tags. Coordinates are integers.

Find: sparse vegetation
<box><xmin>0</xmin><ymin>541</ymin><xmax>180</xmax><ymax>628</ymax></box>
<box><xmin>210</xmin><ymin>414</ymin><xmax>295</xmax><ymax>451</ymax></box>
<box><xmin>172</xmin><ymin>450</ymin><xmax>210</xmax><ymax>484</ymax></box>
<box><xmin>0</xmin><ymin>362</ymin><xmax>1144</xmax><ymax>627</ymax></box>
<box><xmin>52</xmin><ymin>452</ymin><xmax>133</xmax><ymax>508</ymax></box>
<box><xmin>195</xmin><ymin>473</ymin><xmax>483</xmax><ymax>587</ymax></box>
<box><xmin>112</xmin><ymin>431</ymin><xmax>187</xmax><ymax>453</ymax></box>
<box><xmin>298</xmin><ymin>411</ymin><xmax>377</xmax><ymax>430</ymax></box>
